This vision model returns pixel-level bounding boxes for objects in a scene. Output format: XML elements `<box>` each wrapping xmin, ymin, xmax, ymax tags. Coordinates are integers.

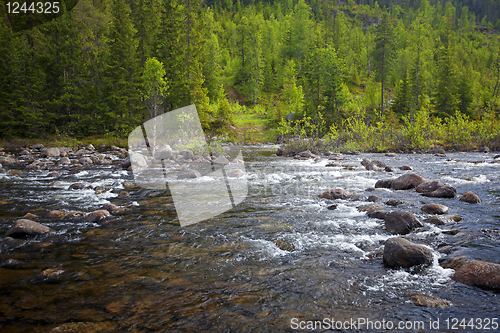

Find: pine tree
<box><xmin>371</xmin><ymin>13</ymin><xmax>396</xmax><ymax>116</ymax></box>
<box><xmin>104</xmin><ymin>0</ymin><xmax>143</xmax><ymax>133</ymax></box>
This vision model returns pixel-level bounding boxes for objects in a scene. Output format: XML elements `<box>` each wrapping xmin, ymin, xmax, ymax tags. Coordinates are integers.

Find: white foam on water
<box><xmin>241</xmin><ymin>237</ymin><xmax>289</xmax><ymax>258</ymax></box>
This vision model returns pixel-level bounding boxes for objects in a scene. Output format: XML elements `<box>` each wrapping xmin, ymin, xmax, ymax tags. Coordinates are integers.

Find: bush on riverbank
<box><xmin>278</xmin><ymin>108</ymin><xmax>500</xmax><ymax>154</ymax></box>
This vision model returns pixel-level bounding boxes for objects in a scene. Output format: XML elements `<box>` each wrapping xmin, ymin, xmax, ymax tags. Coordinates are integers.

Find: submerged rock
<box><xmin>383</xmin><ymin>237</ymin><xmax>433</xmax><ymax>268</ymax></box>
<box><xmin>367</xmin><ymin>195</ymin><xmax>381</xmax><ymax>202</ymax></box>
<box><xmin>453</xmin><ymin>260</ymin><xmax>500</xmax><ymax>290</ymax></box>
<box><xmin>391</xmin><ymin>173</ymin><xmax>425</xmax><ymax>190</ymax></box>
<box><xmin>410</xmin><ymin>294</ymin><xmax>451</xmax><ymax>308</ymax></box>
<box><xmin>384</xmin><ymin>211</ymin><xmax>421</xmax><ymax>235</ymax></box>
<box><xmin>327</xmin><ymin>204</ymin><xmax>337</xmax><ymax>210</ymax></box>
<box><xmin>400</xmin><ymin>165</ymin><xmax>413</xmax><ymax>170</ymax></box>
<box><xmin>318</xmin><ymin>188</ymin><xmax>348</xmax><ymax>200</ymax></box>
<box><xmin>0</xmin><ymin>237</ymin><xmax>26</xmax><ymax>252</ymax></box>
<box><xmin>275</xmin><ymin>239</ymin><xmax>295</xmax><ymax>251</ymax></box>
<box><xmin>459</xmin><ymin>191</ymin><xmax>481</xmax><ymax>204</ymax></box>
<box><xmin>384</xmin><ymin>166</ymin><xmax>395</xmax><ymax>172</ymax></box>
<box><xmin>5</xmin><ymin>219</ymin><xmax>52</xmax><ymax>238</ymax></box>
<box><xmin>421</xmin><ymin>185</ymin><xmax>457</xmax><ymax>198</ymax></box>
<box><xmin>421</xmin><ymin>203</ymin><xmax>448</xmax><ymax>215</ymax></box>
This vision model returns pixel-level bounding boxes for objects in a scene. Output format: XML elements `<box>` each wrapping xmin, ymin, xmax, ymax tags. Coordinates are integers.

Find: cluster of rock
<box><xmin>313</xmin><ymin>148</ymin><xmax>500</xmax><ymax>293</ymax></box>
<box><xmin>1</xmin><ymin>203</ymin><xmax>121</xmax><ymax>253</ymax></box>
<box><xmin>0</xmin><ymin>143</ymin><xmax>127</xmax><ymax>173</ymax></box>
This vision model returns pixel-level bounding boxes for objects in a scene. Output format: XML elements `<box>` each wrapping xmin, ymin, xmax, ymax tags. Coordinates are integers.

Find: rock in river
<box><xmin>459</xmin><ymin>191</ymin><xmax>481</xmax><ymax>204</ymax></box>
<box><xmin>383</xmin><ymin>237</ymin><xmax>433</xmax><ymax>268</ymax></box>
<box><xmin>85</xmin><ymin>210</ymin><xmax>110</xmax><ymax>223</ymax></box>
<box><xmin>318</xmin><ymin>188</ymin><xmax>349</xmax><ymax>200</ymax></box>
<box><xmin>5</xmin><ymin>219</ymin><xmax>52</xmax><ymax>238</ymax></box>
<box><xmin>421</xmin><ymin>185</ymin><xmax>457</xmax><ymax>198</ymax></box>
<box><xmin>453</xmin><ymin>260</ymin><xmax>500</xmax><ymax>290</ymax></box>
<box><xmin>391</xmin><ymin>173</ymin><xmax>425</xmax><ymax>190</ymax></box>
<box><xmin>375</xmin><ymin>179</ymin><xmax>393</xmax><ymax>188</ymax></box>
<box><xmin>415</xmin><ymin>181</ymin><xmax>445</xmax><ymax>193</ymax></box>
<box><xmin>421</xmin><ymin>203</ymin><xmax>448</xmax><ymax>215</ymax></box>
<box><xmin>384</xmin><ymin>211</ymin><xmax>421</xmax><ymax>235</ymax></box>
<box><xmin>366</xmin><ymin>160</ymin><xmax>387</xmax><ymax>171</ymax></box>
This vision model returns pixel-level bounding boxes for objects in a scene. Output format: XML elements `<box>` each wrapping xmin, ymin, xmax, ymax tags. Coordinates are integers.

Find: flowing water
<box><xmin>0</xmin><ymin>146</ymin><xmax>499</xmax><ymax>332</ymax></box>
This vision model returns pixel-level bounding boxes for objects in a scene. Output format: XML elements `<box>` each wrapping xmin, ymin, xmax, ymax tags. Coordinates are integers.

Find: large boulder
<box><xmin>384</xmin><ymin>211</ymin><xmax>421</xmax><ymax>235</ymax></box>
<box><xmin>5</xmin><ymin>219</ymin><xmax>52</xmax><ymax>238</ymax></box>
<box><xmin>44</xmin><ymin>148</ymin><xmax>61</xmax><ymax>157</ymax></box>
<box><xmin>421</xmin><ymin>185</ymin><xmax>457</xmax><ymax>198</ymax></box>
<box><xmin>318</xmin><ymin>188</ymin><xmax>348</xmax><ymax>200</ymax></box>
<box><xmin>415</xmin><ymin>181</ymin><xmax>445</xmax><ymax>193</ymax></box>
<box><xmin>366</xmin><ymin>160</ymin><xmax>387</xmax><ymax>171</ymax></box>
<box><xmin>130</xmin><ymin>152</ymin><xmax>147</xmax><ymax>168</ymax></box>
<box><xmin>391</xmin><ymin>173</ymin><xmax>425</xmax><ymax>190</ymax></box>
<box><xmin>421</xmin><ymin>203</ymin><xmax>449</xmax><ymax>215</ymax></box>
<box><xmin>459</xmin><ymin>191</ymin><xmax>481</xmax><ymax>204</ymax></box>
<box><xmin>453</xmin><ymin>260</ymin><xmax>500</xmax><ymax>290</ymax></box>
<box><xmin>375</xmin><ymin>179</ymin><xmax>393</xmax><ymax>188</ymax></box>
<box><xmin>154</xmin><ymin>144</ymin><xmax>172</xmax><ymax>160</ymax></box>
<box><xmin>383</xmin><ymin>237</ymin><xmax>433</xmax><ymax>268</ymax></box>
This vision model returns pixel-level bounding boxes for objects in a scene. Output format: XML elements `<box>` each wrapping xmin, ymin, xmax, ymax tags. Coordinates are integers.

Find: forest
<box><xmin>0</xmin><ymin>0</ymin><xmax>499</xmax><ymax>150</ymax></box>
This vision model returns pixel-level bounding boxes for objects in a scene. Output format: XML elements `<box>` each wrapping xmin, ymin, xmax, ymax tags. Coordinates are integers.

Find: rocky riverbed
<box><xmin>0</xmin><ymin>144</ymin><xmax>499</xmax><ymax>332</ymax></box>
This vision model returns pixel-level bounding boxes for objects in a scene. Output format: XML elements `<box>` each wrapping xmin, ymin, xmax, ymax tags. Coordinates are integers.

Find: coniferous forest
<box><xmin>1</xmin><ymin>0</ymin><xmax>500</xmax><ymax>150</ymax></box>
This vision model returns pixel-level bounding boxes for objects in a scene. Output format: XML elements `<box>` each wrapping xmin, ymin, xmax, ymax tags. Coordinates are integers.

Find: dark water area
<box><xmin>0</xmin><ymin>146</ymin><xmax>499</xmax><ymax>332</ymax></box>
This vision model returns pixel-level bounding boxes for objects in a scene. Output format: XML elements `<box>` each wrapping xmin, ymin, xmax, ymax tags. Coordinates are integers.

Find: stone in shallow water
<box><xmin>5</xmin><ymin>219</ymin><xmax>51</xmax><ymax>238</ymax></box>
<box><xmin>383</xmin><ymin>237</ymin><xmax>433</xmax><ymax>268</ymax></box>
<box><xmin>453</xmin><ymin>260</ymin><xmax>500</xmax><ymax>290</ymax></box>
<box><xmin>459</xmin><ymin>191</ymin><xmax>481</xmax><ymax>204</ymax></box>
<box><xmin>421</xmin><ymin>203</ymin><xmax>448</xmax><ymax>215</ymax></box>
<box><xmin>384</xmin><ymin>211</ymin><xmax>421</xmax><ymax>235</ymax></box>
<box><xmin>410</xmin><ymin>294</ymin><xmax>451</xmax><ymax>308</ymax></box>
<box><xmin>85</xmin><ymin>210</ymin><xmax>110</xmax><ymax>223</ymax></box>
<box><xmin>421</xmin><ymin>185</ymin><xmax>457</xmax><ymax>198</ymax></box>
<box><xmin>391</xmin><ymin>173</ymin><xmax>425</xmax><ymax>190</ymax></box>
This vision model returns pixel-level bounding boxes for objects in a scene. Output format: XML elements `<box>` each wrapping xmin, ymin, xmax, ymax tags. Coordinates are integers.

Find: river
<box><xmin>0</xmin><ymin>146</ymin><xmax>499</xmax><ymax>332</ymax></box>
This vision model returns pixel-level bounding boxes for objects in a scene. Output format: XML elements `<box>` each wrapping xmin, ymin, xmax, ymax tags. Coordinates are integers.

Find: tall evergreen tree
<box><xmin>104</xmin><ymin>0</ymin><xmax>142</xmax><ymax>133</ymax></box>
<box><xmin>372</xmin><ymin>13</ymin><xmax>396</xmax><ymax>116</ymax></box>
